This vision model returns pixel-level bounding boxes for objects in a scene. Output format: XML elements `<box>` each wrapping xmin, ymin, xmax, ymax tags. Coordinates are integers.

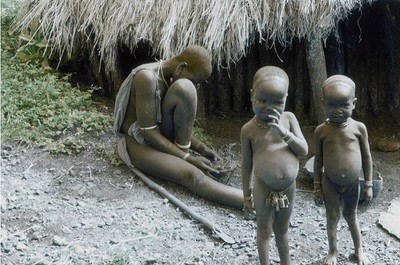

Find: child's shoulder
<box><xmin>282</xmin><ymin>111</ymin><xmax>299</xmax><ymax>122</ymax></box>
<box><xmin>349</xmin><ymin>118</ymin><xmax>368</xmax><ymax>131</ymax></box>
<box><xmin>281</xmin><ymin>111</ymin><xmax>293</xmax><ymax>118</ymax></box>
<box><xmin>241</xmin><ymin>117</ymin><xmax>257</xmax><ymax>134</ymax></box>
<box><xmin>242</xmin><ymin>117</ymin><xmax>255</xmax><ymax>129</ymax></box>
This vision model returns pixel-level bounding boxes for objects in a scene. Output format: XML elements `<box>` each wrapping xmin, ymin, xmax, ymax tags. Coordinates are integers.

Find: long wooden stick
<box><xmin>128</xmin><ymin>166</ymin><xmax>235</xmax><ymax>244</ymax></box>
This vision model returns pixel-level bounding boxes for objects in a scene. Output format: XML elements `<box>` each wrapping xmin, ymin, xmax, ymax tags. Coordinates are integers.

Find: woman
<box><xmin>114</xmin><ymin>45</ymin><xmax>243</xmax><ymax>209</ymax></box>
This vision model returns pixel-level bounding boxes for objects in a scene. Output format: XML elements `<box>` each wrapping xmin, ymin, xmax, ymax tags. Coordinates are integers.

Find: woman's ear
<box><xmin>175</xmin><ymin>62</ymin><xmax>188</xmax><ymax>76</ymax></box>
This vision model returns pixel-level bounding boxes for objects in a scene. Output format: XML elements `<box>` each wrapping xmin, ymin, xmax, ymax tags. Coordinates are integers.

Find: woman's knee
<box><xmin>180</xmin><ymin>168</ymin><xmax>207</xmax><ymax>189</ymax></box>
<box><xmin>169</xmin><ymin>79</ymin><xmax>197</xmax><ymax>103</ymax></box>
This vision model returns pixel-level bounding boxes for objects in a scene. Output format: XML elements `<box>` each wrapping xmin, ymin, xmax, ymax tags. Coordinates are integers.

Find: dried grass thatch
<box><xmin>17</xmin><ymin>0</ymin><xmax>376</xmax><ymax>71</ymax></box>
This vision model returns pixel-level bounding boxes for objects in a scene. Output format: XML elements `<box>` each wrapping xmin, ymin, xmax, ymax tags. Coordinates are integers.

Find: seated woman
<box><xmin>114</xmin><ymin>45</ymin><xmax>243</xmax><ymax>209</ymax></box>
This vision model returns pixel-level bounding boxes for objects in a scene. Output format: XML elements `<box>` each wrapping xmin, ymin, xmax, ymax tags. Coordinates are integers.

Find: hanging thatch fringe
<box><xmin>17</xmin><ymin>0</ymin><xmax>376</xmax><ymax>71</ymax></box>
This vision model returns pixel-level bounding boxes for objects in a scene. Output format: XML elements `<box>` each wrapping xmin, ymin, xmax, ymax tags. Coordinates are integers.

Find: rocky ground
<box><xmin>1</xmin><ymin>116</ymin><xmax>400</xmax><ymax>265</ymax></box>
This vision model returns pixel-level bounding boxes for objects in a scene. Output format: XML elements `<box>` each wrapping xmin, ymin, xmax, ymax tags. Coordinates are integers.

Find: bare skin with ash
<box><xmin>314</xmin><ymin>75</ymin><xmax>373</xmax><ymax>265</ymax></box>
<box><xmin>241</xmin><ymin>66</ymin><xmax>308</xmax><ymax>265</ymax></box>
<box><xmin>115</xmin><ymin>45</ymin><xmax>243</xmax><ymax>209</ymax></box>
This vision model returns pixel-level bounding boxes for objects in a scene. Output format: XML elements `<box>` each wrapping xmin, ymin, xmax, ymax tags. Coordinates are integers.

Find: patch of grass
<box><xmin>95</xmin><ymin>143</ymin><xmax>124</xmax><ymax>166</ymax></box>
<box><xmin>1</xmin><ymin>3</ymin><xmax>112</xmax><ymax>155</ymax></box>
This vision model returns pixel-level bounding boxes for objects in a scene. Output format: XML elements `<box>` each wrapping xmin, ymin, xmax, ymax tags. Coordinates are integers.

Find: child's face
<box><xmin>252</xmin><ymin>79</ymin><xmax>287</xmax><ymax>122</ymax></box>
<box><xmin>323</xmin><ymin>84</ymin><xmax>356</xmax><ymax>124</ymax></box>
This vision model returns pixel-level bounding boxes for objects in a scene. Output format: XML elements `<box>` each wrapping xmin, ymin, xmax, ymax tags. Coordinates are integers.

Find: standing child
<box><xmin>241</xmin><ymin>66</ymin><xmax>308</xmax><ymax>265</ymax></box>
<box><xmin>314</xmin><ymin>75</ymin><xmax>373</xmax><ymax>265</ymax></box>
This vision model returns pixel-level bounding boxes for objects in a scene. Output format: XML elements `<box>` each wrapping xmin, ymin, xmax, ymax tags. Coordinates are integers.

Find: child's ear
<box><xmin>175</xmin><ymin>62</ymin><xmax>188</xmax><ymax>75</ymax></box>
<box><xmin>352</xmin><ymin>97</ymin><xmax>357</xmax><ymax>108</ymax></box>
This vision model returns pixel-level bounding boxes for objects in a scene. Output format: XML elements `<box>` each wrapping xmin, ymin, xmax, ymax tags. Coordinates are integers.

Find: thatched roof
<box><xmin>17</xmin><ymin>0</ymin><xmax>376</xmax><ymax>71</ymax></box>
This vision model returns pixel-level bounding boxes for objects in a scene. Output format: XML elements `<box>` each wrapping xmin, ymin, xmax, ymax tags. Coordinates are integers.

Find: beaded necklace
<box><xmin>325</xmin><ymin>118</ymin><xmax>349</xmax><ymax>128</ymax></box>
<box><xmin>253</xmin><ymin>117</ymin><xmax>270</xmax><ymax>129</ymax></box>
<box><xmin>159</xmin><ymin>60</ymin><xmax>169</xmax><ymax>88</ymax></box>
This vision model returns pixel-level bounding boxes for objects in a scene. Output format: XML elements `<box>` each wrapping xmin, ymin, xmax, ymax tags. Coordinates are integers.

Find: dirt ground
<box><xmin>1</xmin><ymin>115</ymin><xmax>400</xmax><ymax>265</ymax></box>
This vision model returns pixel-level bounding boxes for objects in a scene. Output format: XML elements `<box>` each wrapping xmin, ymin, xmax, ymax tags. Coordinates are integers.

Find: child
<box><xmin>314</xmin><ymin>75</ymin><xmax>373</xmax><ymax>265</ymax></box>
<box><xmin>241</xmin><ymin>66</ymin><xmax>308</xmax><ymax>265</ymax></box>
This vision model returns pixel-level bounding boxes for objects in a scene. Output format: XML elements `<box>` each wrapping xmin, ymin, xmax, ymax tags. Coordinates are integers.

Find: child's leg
<box><xmin>342</xmin><ymin>179</ymin><xmax>369</xmax><ymax>264</ymax></box>
<box><xmin>273</xmin><ymin>182</ymin><xmax>296</xmax><ymax>265</ymax></box>
<box><xmin>254</xmin><ymin>177</ymin><xmax>274</xmax><ymax>265</ymax></box>
<box><xmin>322</xmin><ymin>176</ymin><xmax>341</xmax><ymax>264</ymax></box>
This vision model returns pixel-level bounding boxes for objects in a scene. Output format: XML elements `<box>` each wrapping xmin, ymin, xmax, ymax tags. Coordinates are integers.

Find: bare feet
<box><xmin>323</xmin><ymin>249</ymin><xmax>338</xmax><ymax>265</ymax></box>
<box><xmin>243</xmin><ymin>208</ymin><xmax>256</xmax><ymax>220</ymax></box>
<box><xmin>349</xmin><ymin>251</ymin><xmax>371</xmax><ymax>265</ymax></box>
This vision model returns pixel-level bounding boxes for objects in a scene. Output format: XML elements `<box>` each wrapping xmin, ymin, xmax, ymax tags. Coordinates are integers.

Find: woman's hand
<box><xmin>187</xmin><ymin>155</ymin><xmax>220</xmax><ymax>175</ymax></box>
<box><xmin>202</xmin><ymin>147</ymin><xmax>222</xmax><ymax>162</ymax></box>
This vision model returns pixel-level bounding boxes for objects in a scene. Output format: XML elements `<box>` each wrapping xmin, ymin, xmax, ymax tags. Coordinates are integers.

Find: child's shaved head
<box><xmin>252</xmin><ymin>66</ymin><xmax>289</xmax><ymax>92</ymax></box>
<box><xmin>323</xmin><ymin>75</ymin><xmax>356</xmax><ymax>98</ymax></box>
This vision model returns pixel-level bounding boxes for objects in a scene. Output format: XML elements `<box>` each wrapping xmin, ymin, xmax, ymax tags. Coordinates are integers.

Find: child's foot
<box><xmin>349</xmin><ymin>252</ymin><xmax>371</xmax><ymax>265</ymax></box>
<box><xmin>323</xmin><ymin>249</ymin><xmax>338</xmax><ymax>265</ymax></box>
<box><xmin>243</xmin><ymin>209</ymin><xmax>256</xmax><ymax>220</ymax></box>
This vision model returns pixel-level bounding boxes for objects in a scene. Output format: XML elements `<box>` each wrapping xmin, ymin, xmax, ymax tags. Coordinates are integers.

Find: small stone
<box><xmin>74</xmin><ymin>245</ymin><xmax>85</xmax><ymax>254</ymax></box>
<box><xmin>0</xmin><ymin>195</ymin><xmax>7</xmax><ymax>213</ymax></box>
<box><xmin>29</xmin><ymin>256</ymin><xmax>51</xmax><ymax>265</ymax></box>
<box><xmin>109</xmin><ymin>239</ymin><xmax>119</xmax><ymax>244</ymax></box>
<box><xmin>76</xmin><ymin>201</ymin><xmax>86</xmax><ymax>207</ymax></box>
<box><xmin>15</xmin><ymin>242</ymin><xmax>27</xmax><ymax>251</ymax></box>
<box><xmin>375</xmin><ymin>138</ymin><xmax>400</xmax><ymax>152</ymax></box>
<box><xmin>61</xmin><ymin>226</ymin><xmax>72</xmax><ymax>234</ymax></box>
<box><xmin>105</xmin><ymin>218</ymin><xmax>114</xmax><ymax>226</ymax></box>
<box><xmin>97</xmin><ymin>220</ymin><xmax>106</xmax><ymax>228</ymax></box>
<box><xmin>53</xmin><ymin>236</ymin><xmax>68</xmax><ymax>246</ymax></box>
<box><xmin>131</xmin><ymin>213</ymin><xmax>138</xmax><ymax>221</ymax></box>
<box><xmin>77</xmin><ymin>186</ymin><xmax>87</xmax><ymax>196</ymax></box>
<box><xmin>1</xmin><ymin>241</ymin><xmax>13</xmax><ymax>253</ymax></box>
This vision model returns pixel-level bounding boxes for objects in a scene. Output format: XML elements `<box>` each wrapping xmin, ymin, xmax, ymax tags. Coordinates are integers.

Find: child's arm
<box><xmin>267</xmin><ymin>111</ymin><xmax>308</xmax><ymax>156</ymax></box>
<box><xmin>287</xmin><ymin>112</ymin><xmax>308</xmax><ymax>157</ymax></box>
<box><xmin>241</xmin><ymin>125</ymin><xmax>255</xmax><ymax>219</ymax></box>
<box><xmin>313</xmin><ymin>126</ymin><xmax>324</xmax><ymax>206</ymax></box>
<box><xmin>359</xmin><ymin>123</ymin><xmax>373</xmax><ymax>202</ymax></box>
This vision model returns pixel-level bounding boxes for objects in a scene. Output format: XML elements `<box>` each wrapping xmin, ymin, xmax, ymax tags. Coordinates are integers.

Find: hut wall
<box><xmin>100</xmin><ymin>1</ymin><xmax>399</xmax><ymax>127</ymax></box>
<box><xmin>202</xmin><ymin>1</ymin><xmax>399</xmax><ymax>126</ymax></box>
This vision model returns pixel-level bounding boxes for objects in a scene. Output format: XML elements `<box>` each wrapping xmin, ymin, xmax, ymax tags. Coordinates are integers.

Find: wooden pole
<box><xmin>128</xmin><ymin>165</ymin><xmax>236</xmax><ymax>244</ymax></box>
<box><xmin>306</xmin><ymin>37</ymin><xmax>328</xmax><ymax>124</ymax></box>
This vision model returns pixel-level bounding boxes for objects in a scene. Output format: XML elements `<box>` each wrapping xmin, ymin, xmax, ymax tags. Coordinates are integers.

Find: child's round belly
<box><xmin>254</xmin><ymin>147</ymin><xmax>299</xmax><ymax>192</ymax></box>
<box><xmin>323</xmin><ymin>153</ymin><xmax>362</xmax><ymax>186</ymax></box>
